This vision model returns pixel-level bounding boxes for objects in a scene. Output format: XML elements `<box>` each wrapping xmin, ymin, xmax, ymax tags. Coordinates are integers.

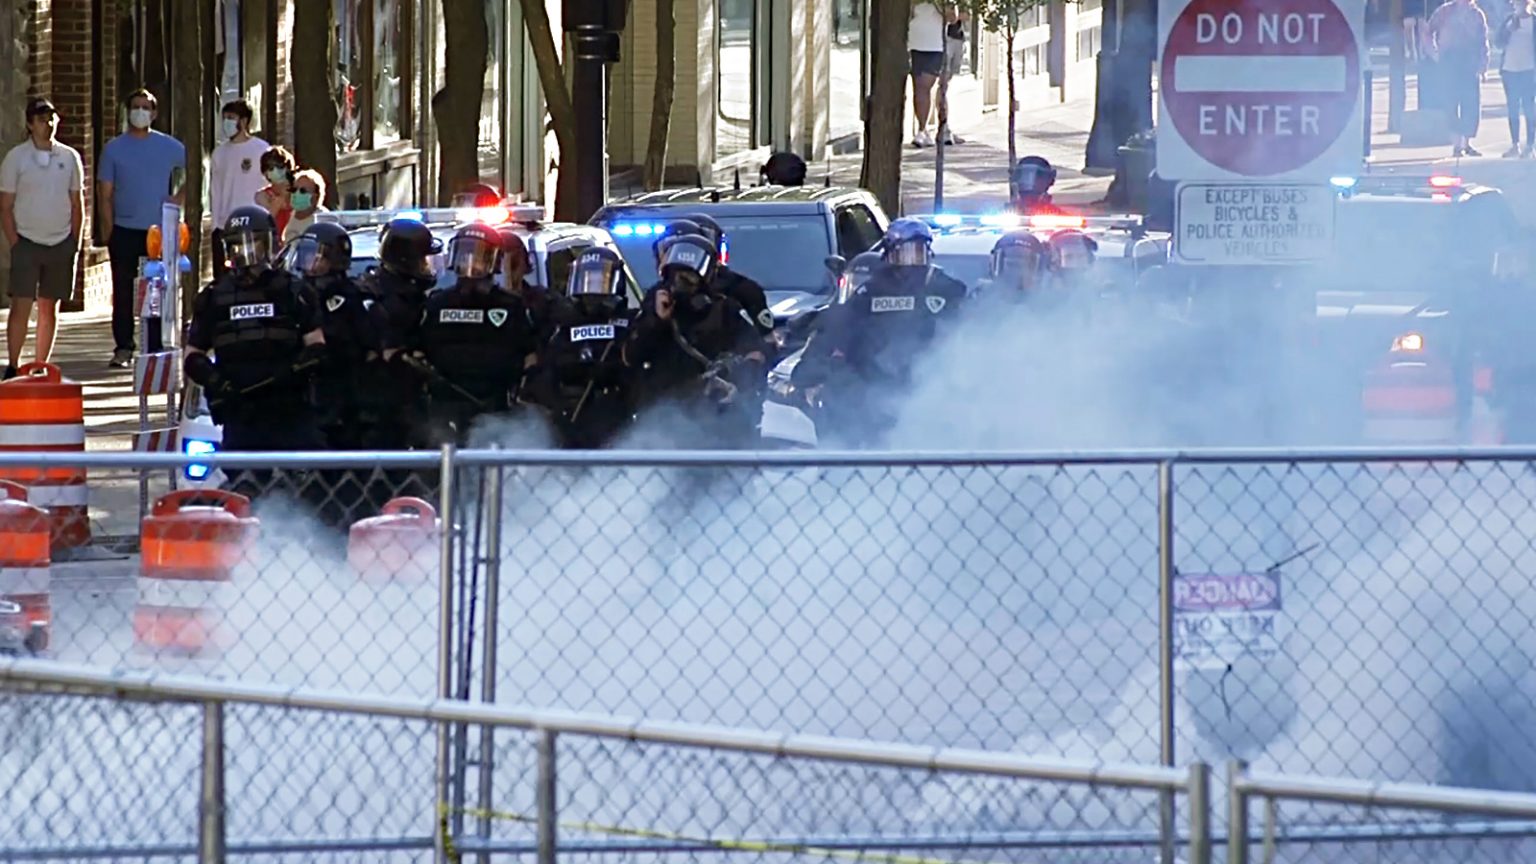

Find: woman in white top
<box><xmin>1496</xmin><ymin>0</ymin><xmax>1536</xmax><ymax>156</ymax></box>
<box><xmin>282</xmin><ymin>168</ymin><xmax>330</xmax><ymax>244</ymax></box>
<box><xmin>908</xmin><ymin>1</ymin><xmax>957</xmax><ymax>148</ymax></box>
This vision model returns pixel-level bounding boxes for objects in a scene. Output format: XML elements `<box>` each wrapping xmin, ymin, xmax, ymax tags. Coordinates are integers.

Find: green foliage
<box><xmin>955</xmin><ymin>0</ymin><xmax>1054</xmax><ymax>34</ymax></box>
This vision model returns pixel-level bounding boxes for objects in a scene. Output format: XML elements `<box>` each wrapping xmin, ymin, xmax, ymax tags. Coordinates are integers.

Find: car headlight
<box><xmin>184</xmin><ymin>439</ymin><xmax>216</xmax><ymax>480</ymax></box>
<box><xmin>1391</xmin><ymin>332</ymin><xmax>1424</xmax><ymax>353</ymax></box>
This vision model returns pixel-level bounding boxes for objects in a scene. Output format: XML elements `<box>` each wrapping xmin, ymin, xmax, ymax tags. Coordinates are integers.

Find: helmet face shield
<box><xmin>288</xmin><ymin>237</ymin><xmax>335</xmax><ymax>277</ymax></box>
<box><xmin>447</xmin><ymin>234</ymin><xmax>500</xmax><ymax>280</ymax></box>
<box><xmin>225</xmin><ymin>229</ymin><xmax>274</xmax><ymax>271</ymax></box>
<box><xmin>658</xmin><ymin>238</ymin><xmax>715</xmax><ymax>281</ymax></box>
<box><xmin>993</xmin><ymin>246</ymin><xmax>1044</xmax><ymax>290</ymax></box>
<box><xmin>571</xmin><ymin>259</ymin><xmax>622</xmax><ymax>298</ymax></box>
<box><xmin>886</xmin><ymin>239</ymin><xmax>932</xmax><ymax>267</ymax></box>
<box><xmin>1051</xmin><ymin>234</ymin><xmax>1096</xmax><ymax>272</ymax></box>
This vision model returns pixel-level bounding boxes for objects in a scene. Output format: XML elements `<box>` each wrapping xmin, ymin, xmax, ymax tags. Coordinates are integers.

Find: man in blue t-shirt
<box><xmin>97</xmin><ymin>88</ymin><xmax>185</xmax><ymax>367</ymax></box>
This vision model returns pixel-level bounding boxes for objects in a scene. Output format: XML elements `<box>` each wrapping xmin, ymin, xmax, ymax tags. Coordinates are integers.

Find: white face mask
<box><xmin>222</xmin><ymin>118</ymin><xmax>239</xmax><ymax>139</ymax></box>
<box><xmin>129</xmin><ymin>108</ymin><xmax>153</xmax><ymax>130</ymax></box>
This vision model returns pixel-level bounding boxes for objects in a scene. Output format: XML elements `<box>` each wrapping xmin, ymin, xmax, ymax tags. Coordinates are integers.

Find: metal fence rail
<box><xmin>0</xmin><ymin>657</ymin><xmax>1212</xmax><ymax>863</ymax></box>
<box><xmin>8</xmin><ymin>446</ymin><xmax>1536</xmax><ymax>857</ymax></box>
<box><xmin>1228</xmin><ymin>761</ymin><xmax>1536</xmax><ymax>863</ymax></box>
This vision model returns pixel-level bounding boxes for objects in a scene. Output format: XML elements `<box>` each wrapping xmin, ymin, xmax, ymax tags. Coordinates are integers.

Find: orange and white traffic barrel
<box><xmin>0</xmin><ymin>362</ymin><xmax>88</xmax><ymax>551</ymax></box>
<box><xmin>0</xmin><ymin>480</ymin><xmax>52</xmax><ymax>651</ymax></box>
<box><xmin>348</xmin><ymin>497</ymin><xmax>440</xmax><ymax>583</ymax></box>
<box><xmin>1361</xmin><ymin>359</ymin><xmax>1459</xmax><ymax>445</ymax></box>
<box><xmin>134</xmin><ymin>489</ymin><xmax>259</xmax><ymax>653</ymax></box>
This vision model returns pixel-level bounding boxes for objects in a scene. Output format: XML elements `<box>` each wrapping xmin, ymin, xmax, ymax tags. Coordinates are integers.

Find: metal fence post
<box><xmin>536</xmin><ymin>728</ymin><xmax>558</xmax><ymax>864</ymax></box>
<box><xmin>1158</xmin><ymin>459</ymin><xmax>1177</xmax><ymax>864</ymax></box>
<box><xmin>476</xmin><ymin>459</ymin><xmax>506</xmax><ymax>864</ymax></box>
<box><xmin>198</xmin><ymin>700</ymin><xmax>226</xmax><ymax>864</ymax></box>
<box><xmin>434</xmin><ymin>444</ymin><xmax>457</xmax><ymax>864</ymax></box>
<box><xmin>1187</xmin><ymin>761</ymin><xmax>1211</xmax><ymax>864</ymax></box>
<box><xmin>1228</xmin><ymin>760</ymin><xmax>1250</xmax><ymax>864</ymax></box>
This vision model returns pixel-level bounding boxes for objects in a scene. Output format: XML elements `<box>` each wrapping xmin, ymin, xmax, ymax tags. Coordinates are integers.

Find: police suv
<box><xmin>593</xmin><ymin>185</ymin><xmax>892</xmax><ymax>349</ymax></box>
<box><xmin>176</xmin><ymin>204</ymin><xmax>641</xmax><ymax>484</ymax></box>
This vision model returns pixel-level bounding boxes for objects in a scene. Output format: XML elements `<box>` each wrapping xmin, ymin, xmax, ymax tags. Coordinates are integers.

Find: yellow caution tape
<box><xmin>437</xmin><ymin>801</ymin><xmax>997</xmax><ymax>864</ymax></box>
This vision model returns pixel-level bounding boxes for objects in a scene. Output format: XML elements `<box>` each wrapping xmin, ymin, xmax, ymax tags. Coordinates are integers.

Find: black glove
<box><xmin>184</xmin><ymin>352</ymin><xmax>221</xmax><ymax>390</ymax></box>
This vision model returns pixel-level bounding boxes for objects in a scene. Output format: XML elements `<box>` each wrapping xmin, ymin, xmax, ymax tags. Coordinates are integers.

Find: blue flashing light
<box><xmin>611</xmin><ymin>224</ymin><xmax>636</xmax><ymax>237</ymax></box>
<box><xmin>396</xmin><ymin>210</ymin><xmax>425</xmax><ymax>222</ymax></box>
<box><xmin>979</xmin><ymin>213</ymin><xmax>1020</xmax><ymax>228</ymax></box>
<box><xmin>1329</xmin><ymin>177</ymin><xmax>1357</xmax><ymax>190</ymax></box>
<box><xmin>932</xmin><ymin>214</ymin><xmax>964</xmax><ymax>227</ymax></box>
<box><xmin>184</xmin><ymin>439</ymin><xmax>215</xmax><ymax>481</ymax></box>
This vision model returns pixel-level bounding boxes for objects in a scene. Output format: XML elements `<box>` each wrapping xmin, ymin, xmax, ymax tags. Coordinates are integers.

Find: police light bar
<box><xmin>912</xmin><ymin>213</ymin><xmax>1145</xmax><ymax>232</ymax></box>
<box><xmin>1345</xmin><ymin>175</ymin><xmax>1464</xmax><ymax>196</ymax></box>
<box><xmin>318</xmin><ymin>204</ymin><xmax>547</xmax><ymax>230</ymax></box>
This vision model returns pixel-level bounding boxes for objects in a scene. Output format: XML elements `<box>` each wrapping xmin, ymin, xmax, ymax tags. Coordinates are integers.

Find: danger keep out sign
<box><xmin>1173</xmin><ymin>571</ymin><xmax>1285</xmax><ymax>672</ymax></box>
<box><xmin>1159</xmin><ymin>0</ymin><xmax>1361</xmax><ymax>265</ymax></box>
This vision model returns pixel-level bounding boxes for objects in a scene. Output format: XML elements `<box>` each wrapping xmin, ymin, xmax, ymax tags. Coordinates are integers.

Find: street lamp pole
<box><xmin>564</xmin><ymin>0</ymin><xmax>627</xmax><ymax>222</ymax></box>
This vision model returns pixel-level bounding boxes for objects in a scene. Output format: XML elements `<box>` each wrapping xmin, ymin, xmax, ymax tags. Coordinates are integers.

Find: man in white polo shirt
<box><xmin>0</xmin><ymin>97</ymin><xmax>84</xmax><ymax>379</ymax></box>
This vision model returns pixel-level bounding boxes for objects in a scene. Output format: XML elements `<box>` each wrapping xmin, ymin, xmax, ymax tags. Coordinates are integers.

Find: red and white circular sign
<box><xmin>1160</xmin><ymin>0</ymin><xmax>1361</xmax><ymax>177</ymax></box>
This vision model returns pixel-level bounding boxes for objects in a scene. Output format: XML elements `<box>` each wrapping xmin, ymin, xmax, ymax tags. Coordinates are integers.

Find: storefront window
<box><xmin>334</xmin><ymin>0</ymin><xmax>364</xmax><ymax>152</ymax></box>
<box><xmin>217</xmin><ymin>0</ymin><xmax>243</xmax><ymax>110</ymax></box>
<box><xmin>374</xmin><ymin>0</ymin><xmax>404</xmax><ymax>145</ymax></box>
<box><xmin>830</xmin><ymin>0</ymin><xmax>863</xmax><ymax>142</ymax></box>
<box><xmin>481</xmin><ymin>0</ymin><xmax>503</xmax><ymax>182</ymax></box>
<box><xmin>716</xmin><ymin>0</ymin><xmax>755</xmax><ymax>158</ymax></box>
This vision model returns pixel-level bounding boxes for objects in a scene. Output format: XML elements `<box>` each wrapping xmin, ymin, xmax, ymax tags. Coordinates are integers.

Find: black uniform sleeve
<box><xmin>288</xmin><ymin>275</ymin><xmax>324</xmax><ymax>333</ymax></box>
<box><xmin>625</xmin><ymin>285</ymin><xmax>673</xmax><ymax>366</ymax></box>
<box><xmin>791</xmin><ymin>296</ymin><xmax>860</xmax><ymax>388</ymax></box>
<box><xmin>722</xmin><ymin>268</ymin><xmax>774</xmax><ymax>335</ymax></box>
<box><xmin>186</xmin><ymin>282</ymin><xmax>217</xmax><ymax>352</ymax></box>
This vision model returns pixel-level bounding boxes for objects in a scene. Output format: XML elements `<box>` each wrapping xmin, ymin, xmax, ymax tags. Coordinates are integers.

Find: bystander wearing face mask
<box><xmin>222</xmin><ymin>118</ymin><xmax>239</xmax><ymax>139</ymax></box>
<box><xmin>129</xmin><ymin>108</ymin><xmax>152</xmax><ymax>129</ymax></box>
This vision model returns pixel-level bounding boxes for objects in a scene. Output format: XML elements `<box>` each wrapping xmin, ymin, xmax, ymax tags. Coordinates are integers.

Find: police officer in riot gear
<box><xmin>625</xmin><ymin>232</ymin><xmax>767</xmax><ymax>447</ymax></box>
<box><xmin>525</xmin><ymin>247</ymin><xmax>638</xmax><ymax>448</ymax></box>
<box><xmin>288</xmin><ymin>221</ymin><xmax>378</xmax><ymax>450</ymax></box>
<box><xmin>974</xmin><ymin>230</ymin><xmax>1049</xmax><ymax>306</ymax></box>
<box><xmin>792</xmin><ymin>217</ymin><xmax>966</xmax><ymax>447</ymax></box>
<box><xmin>1045</xmin><ymin>229</ymin><xmax>1099</xmax><ymax>293</ymax></box>
<box><xmin>680</xmin><ymin>212</ymin><xmax>775</xmax><ymax>338</ymax></box>
<box><xmin>185</xmin><ymin>206</ymin><xmax>326</xmax><ymax>490</ymax></box>
<box><xmin>357</xmin><ymin>217</ymin><xmax>441</xmax><ymax>449</ymax></box>
<box><xmin>1011</xmin><ymin>155</ymin><xmax>1066</xmax><ymax>215</ymax></box>
<box><xmin>835</xmin><ymin>251</ymin><xmax>885</xmax><ymax>304</ymax></box>
<box><xmin>414</xmin><ymin>222</ymin><xmax>540</xmax><ymax>444</ymax></box>
<box><xmin>497</xmin><ymin>225</ymin><xmax>554</xmax><ymax>341</ymax></box>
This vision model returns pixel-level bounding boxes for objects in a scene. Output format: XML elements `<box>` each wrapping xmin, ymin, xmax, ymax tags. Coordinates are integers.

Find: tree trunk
<box><xmin>291</xmin><ymin>0</ymin><xmax>339</xmax><ymax>205</ymax></box>
<box><xmin>517</xmin><ymin>0</ymin><xmax>581</xmax><ymax>220</ymax></box>
<box><xmin>173</xmin><ymin>0</ymin><xmax>205</xmax><ymax>321</ymax></box>
<box><xmin>1005</xmin><ymin>22</ymin><xmax>1018</xmax><ymax>200</ymax></box>
<box><xmin>861</xmin><ymin>0</ymin><xmax>913</xmax><ymax>217</ymax></box>
<box><xmin>434</xmin><ymin>0</ymin><xmax>489</xmax><ymax>204</ymax></box>
<box><xmin>643</xmin><ymin>0</ymin><xmax>677</xmax><ymax>191</ymax></box>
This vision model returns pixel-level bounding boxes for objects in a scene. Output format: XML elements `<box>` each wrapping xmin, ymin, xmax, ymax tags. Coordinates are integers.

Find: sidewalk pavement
<box><xmin>0</xmin><ymin>307</ymin><xmax>144</xmax><ymax>452</ymax></box>
<box><xmin>1367</xmin><ymin>71</ymin><xmax>1524</xmax><ymax>165</ymax></box>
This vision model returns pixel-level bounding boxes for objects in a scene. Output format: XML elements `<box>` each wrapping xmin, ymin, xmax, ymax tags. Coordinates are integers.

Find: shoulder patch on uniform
<box><xmin>925</xmin><ymin>296</ymin><xmax>947</xmax><ymax>314</ymax></box>
<box><xmin>487</xmin><ymin>308</ymin><xmax>508</xmax><ymax>328</ymax></box>
<box><xmin>230</xmin><ymin>303</ymin><xmax>275</xmax><ymax>320</ymax></box>
<box><xmin>440</xmin><ymin>308</ymin><xmax>485</xmax><ymax>324</ymax></box>
<box><xmin>363</xmin><ymin>299</ymin><xmax>375</xmax><ymax>311</ymax></box>
<box><xmin>756</xmin><ymin>309</ymin><xmax>775</xmax><ymax>330</ymax></box>
<box><xmin>870</xmin><ymin>296</ymin><xmax>916</xmax><ymax>313</ymax></box>
<box><xmin>739</xmin><ymin>308</ymin><xmax>754</xmax><ymax>326</ymax></box>
<box><xmin>326</xmin><ymin>295</ymin><xmax>345</xmax><ymax>313</ymax></box>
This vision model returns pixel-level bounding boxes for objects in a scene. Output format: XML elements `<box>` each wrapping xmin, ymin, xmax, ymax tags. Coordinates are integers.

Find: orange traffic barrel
<box><xmin>0</xmin><ymin>480</ymin><xmax>52</xmax><ymax>651</ymax></box>
<box><xmin>1361</xmin><ymin>360</ymin><xmax>1459</xmax><ymax>445</ymax></box>
<box><xmin>134</xmin><ymin>489</ymin><xmax>259</xmax><ymax>653</ymax></box>
<box><xmin>348</xmin><ymin>497</ymin><xmax>440</xmax><ymax>582</ymax></box>
<box><xmin>0</xmin><ymin>362</ymin><xmax>88</xmax><ymax>551</ymax></box>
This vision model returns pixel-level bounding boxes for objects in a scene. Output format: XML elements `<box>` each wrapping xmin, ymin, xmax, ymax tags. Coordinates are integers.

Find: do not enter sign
<box><xmin>1158</xmin><ymin>0</ymin><xmax>1364</xmax><ymax>180</ymax></box>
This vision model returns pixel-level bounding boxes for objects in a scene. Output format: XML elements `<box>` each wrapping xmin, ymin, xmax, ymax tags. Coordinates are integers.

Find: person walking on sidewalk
<box><xmin>909</xmin><ymin>1</ymin><xmax>961</xmax><ymax>148</ymax></box>
<box><xmin>98</xmin><ymin>88</ymin><xmax>186</xmax><ymax>367</ymax></box>
<box><xmin>0</xmin><ymin>97</ymin><xmax>83</xmax><ymax>380</ymax></box>
<box><xmin>1496</xmin><ymin>0</ymin><xmax>1536</xmax><ymax>155</ymax></box>
<box><xmin>1429</xmin><ymin>0</ymin><xmax>1491</xmax><ymax>156</ymax></box>
<box><xmin>209</xmin><ymin>99</ymin><xmax>269</xmax><ymax>279</ymax></box>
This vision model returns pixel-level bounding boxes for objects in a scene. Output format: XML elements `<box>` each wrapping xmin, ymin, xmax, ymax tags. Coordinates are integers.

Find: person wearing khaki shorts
<box><xmin>0</xmin><ymin>97</ymin><xmax>84</xmax><ymax>380</ymax></box>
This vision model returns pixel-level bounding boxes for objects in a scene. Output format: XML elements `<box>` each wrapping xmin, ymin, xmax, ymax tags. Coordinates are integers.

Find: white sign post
<box><xmin>1157</xmin><ymin>0</ymin><xmax>1364</xmax><ymax>265</ymax></box>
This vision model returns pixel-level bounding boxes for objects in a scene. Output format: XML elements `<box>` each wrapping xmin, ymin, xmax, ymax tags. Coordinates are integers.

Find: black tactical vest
<box><xmin>207</xmin><ymin>270</ymin><xmax>305</xmax><ymax>389</ymax></box>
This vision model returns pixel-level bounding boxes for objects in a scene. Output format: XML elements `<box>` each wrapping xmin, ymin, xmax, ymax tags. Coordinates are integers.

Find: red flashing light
<box><xmin>1026</xmin><ymin>214</ymin><xmax>1087</xmax><ymax>230</ymax></box>
<box><xmin>1428</xmin><ymin>175</ymin><xmax>1461</xmax><ymax>189</ymax></box>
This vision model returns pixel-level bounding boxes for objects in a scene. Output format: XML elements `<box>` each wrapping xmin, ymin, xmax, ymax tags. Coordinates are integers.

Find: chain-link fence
<box><xmin>11</xmin><ymin>448</ymin><xmax>1536</xmax><ymax>857</ymax></box>
<box><xmin>0</xmin><ymin>658</ymin><xmax>1210</xmax><ymax>863</ymax></box>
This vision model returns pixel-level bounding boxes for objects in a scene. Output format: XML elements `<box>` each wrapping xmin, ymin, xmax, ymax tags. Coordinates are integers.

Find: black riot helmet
<box><xmin>446</xmin><ymin>222</ymin><xmax>505</xmax><ymax>282</ymax></box>
<box><xmin>681</xmin><ymin>212</ymin><xmax>727</xmax><ymax>263</ymax></box>
<box><xmin>836</xmin><ymin>251</ymin><xmax>885</xmax><ymax>304</ymax></box>
<box><xmin>652</xmin><ymin>217</ymin><xmax>704</xmax><ymax>259</ymax></box>
<box><xmin>656</xmin><ymin>233</ymin><xmax>718</xmax><ymax>293</ymax></box>
<box><xmin>1047</xmin><ymin>229</ymin><xmax>1098</xmax><ymax>275</ymax></box>
<box><xmin>496</xmin><ymin>226</ymin><xmax>535</xmax><ymax>293</ymax></box>
<box><xmin>881</xmin><ymin>217</ymin><xmax>934</xmax><ymax>268</ymax></box>
<box><xmin>223</xmin><ymin>205</ymin><xmax>278</xmax><ymax>274</ymax></box>
<box><xmin>763</xmin><ymin>151</ymin><xmax>808</xmax><ymax>187</ymax></box>
<box><xmin>378</xmin><ymin>217</ymin><xmax>443</xmax><ymax>280</ymax></box>
<box><xmin>990</xmin><ymin>230</ymin><xmax>1048</xmax><ymax>291</ymax></box>
<box><xmin>290</xmin><ymin>221</ymin><xmax>354</xmax><ymax>279</ymax></box>
<box><xmin>568</xmin><ymin>246</ymin><xmax>628</xmax><ymax>314</ymax></box>
<box><xmin>1012</xmin><ymin>156</ymin><xmax>1058</xmax><ymax>198</ymax></box>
